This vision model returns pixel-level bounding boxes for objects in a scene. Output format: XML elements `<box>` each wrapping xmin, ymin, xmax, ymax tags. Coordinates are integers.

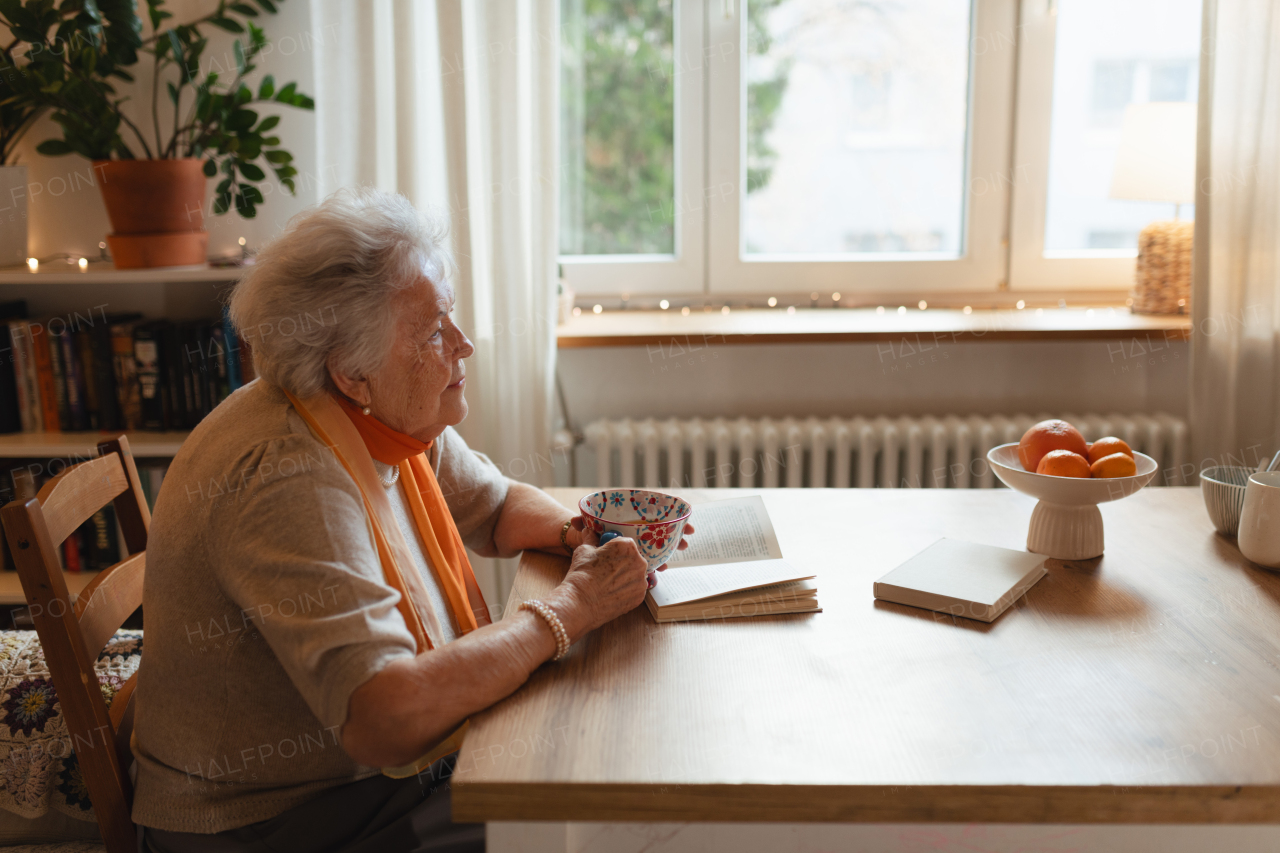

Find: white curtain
<box><xmin>1191</xmin><ymin>0</ymin><xmax>1280</xmax><ymax>471</ymax></box>
<box><xmin>310</xmin><ymin>0</ymin><xmax>560</xmax><ymax>603</ymax></box>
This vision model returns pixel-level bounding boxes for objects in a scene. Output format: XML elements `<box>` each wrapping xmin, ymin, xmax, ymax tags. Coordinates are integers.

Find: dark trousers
<box><xmin>139</xmin><ymin>754</ymin><xmax>484</xmax><ymax>853</ymax></box>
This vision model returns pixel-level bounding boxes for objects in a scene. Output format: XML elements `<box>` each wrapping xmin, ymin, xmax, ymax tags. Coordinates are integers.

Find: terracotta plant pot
<box><xmin>93</xmin><ymin>159</ymin><xmax>209</xmax><ymax>268</ymax></box>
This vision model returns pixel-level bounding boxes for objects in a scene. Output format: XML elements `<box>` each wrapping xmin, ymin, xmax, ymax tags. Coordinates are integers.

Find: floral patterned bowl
<box><xmin>578</xmin><ymin>489</ymin><xmax>693</xmax><ymax>571</ymax></box>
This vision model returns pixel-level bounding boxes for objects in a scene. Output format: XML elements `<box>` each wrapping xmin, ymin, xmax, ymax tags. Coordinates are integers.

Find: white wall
<box><xmin>9</xmin><ymin>0</ymin><xmax>322</xmax><ymax>263</ymax></box>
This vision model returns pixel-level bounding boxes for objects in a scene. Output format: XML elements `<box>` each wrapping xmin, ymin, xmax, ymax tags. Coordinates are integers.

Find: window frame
<box><xmin>557</xmin><ymin>0</ymin><xmax>1193</xmax><ymax>301</ymax></box>
<box><xmin>704</xmin><ymin>0</ymin><xmax>1017</xmax><ymax>296</ymax></box>
<box><xmin>558</xmin><ymin>0</ymin><xmax>706</xmax><ymax>297</ymax></box>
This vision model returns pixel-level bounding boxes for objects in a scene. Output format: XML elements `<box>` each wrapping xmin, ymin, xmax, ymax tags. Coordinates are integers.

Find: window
<box><xmin>741</xmin><ymin>0</ymin><xmax>970</xmax><ymax>258</ymax></box>
<box><xmin>560</xmin><ymin>0</ymin><xmax>1204</xmax><ymax>300</ymax></box>
<box><xmin>558</xmin><ymin>0</ymin><xmax>704</xmax><ymax>294</ymax></box>
<box><xmin>1009</xmin><ymin>0</ymin><xmax>1202</xmax><ymax>291</ymax></box>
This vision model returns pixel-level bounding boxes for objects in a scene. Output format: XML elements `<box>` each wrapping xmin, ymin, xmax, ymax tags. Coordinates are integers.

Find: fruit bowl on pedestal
<box><xmin>987</xmin><ymin>443</ymin><xmax>1160</xmax><ymax>560</ymax></box>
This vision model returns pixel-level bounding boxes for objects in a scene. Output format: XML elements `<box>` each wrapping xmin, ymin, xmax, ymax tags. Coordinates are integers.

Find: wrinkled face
<box><xmin>366</xmin><ymin>276</ymin><xmax>474</xmax><ymax>443</ymax></box>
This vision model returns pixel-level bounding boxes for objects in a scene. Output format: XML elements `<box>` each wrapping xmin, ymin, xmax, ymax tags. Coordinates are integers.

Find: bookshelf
<box><xmin>0</xmin><ymin>570</ymin><xmax>97</xmax><ymax>607</ymax></box>
<box><xmin>0</xmin><ymin>431</ymin><xmax>190</xmax><ymax>459</ymax></box>
<box><xmin>0</xmin><ymin>264</ymin><xmax>242</xmax><ymax>285</ymax></box>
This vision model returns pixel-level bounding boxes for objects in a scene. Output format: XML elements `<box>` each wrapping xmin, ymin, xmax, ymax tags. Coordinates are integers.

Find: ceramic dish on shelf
<box><xmin>578</xmin><ymin>488</ymin><xmax>692</xmax><ymax>570</ymax></box>
<box><xmin>987</xmin><ymin>443</ymin><xmax>1159</xmax><ymax>560</ymax></box>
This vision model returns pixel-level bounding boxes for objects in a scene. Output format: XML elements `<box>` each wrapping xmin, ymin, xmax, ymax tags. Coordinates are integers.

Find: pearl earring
<box><xmin>362</xmin><ymin>406</ymin><xmax>371</xmax><ymax>416</ymax></box>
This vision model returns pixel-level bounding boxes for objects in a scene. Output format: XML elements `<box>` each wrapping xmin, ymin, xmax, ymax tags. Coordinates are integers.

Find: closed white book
<box><xmin>873</xmin><ymin>538</ymin><xmax>1047</xmax><ymax>623</ymax></box>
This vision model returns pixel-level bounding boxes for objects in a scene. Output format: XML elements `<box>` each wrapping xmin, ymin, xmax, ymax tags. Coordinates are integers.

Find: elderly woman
<box><xmin>131</xmin><ymin>188</ymin><xmax>691</xmax><ymax>852</ymax></box>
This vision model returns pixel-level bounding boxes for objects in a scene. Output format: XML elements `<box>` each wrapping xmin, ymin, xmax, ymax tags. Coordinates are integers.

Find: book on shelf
<box><xmin>1</xmin><ymin>461</ymin><xmax>166</xmax><ymax>572</ymax></box>
<box><xmin>645</xmin><ymin>495</ymin><xmax>820</xmax><ymax>623</ymax></box>
<box><xmin>1</xmin><ymin>307</ymin><xmax>251</xmax><ymax>437</ymax></box>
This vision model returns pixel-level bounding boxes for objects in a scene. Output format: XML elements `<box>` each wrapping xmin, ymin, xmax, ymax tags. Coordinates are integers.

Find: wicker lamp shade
<box><xmin>1132</xmin><ymin>219</ymin><xmax>1193</xmax><ymax>315</ymax></box>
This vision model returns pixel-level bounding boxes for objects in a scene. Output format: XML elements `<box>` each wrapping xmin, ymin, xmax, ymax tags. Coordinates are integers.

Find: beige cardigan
<box><xmin>130</xmin><ymin>380</ymin><xmax>509</xmax><ymax>833</ymax></box>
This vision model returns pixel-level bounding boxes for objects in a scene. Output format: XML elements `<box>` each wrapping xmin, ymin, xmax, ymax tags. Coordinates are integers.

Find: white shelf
<box><xmin>0</xmin><ymin>571</ymin><xmax>98</xmax><ymax>607</ymax></box>
<box><xmin>0</xmin><ymin>431</ymin><xmax>190</xmax><ymax>458</ymax></box>
<box><xmin>0</xmin><ymin>264</ymin><xmax>242</xmax><ymax>285</ymax></box>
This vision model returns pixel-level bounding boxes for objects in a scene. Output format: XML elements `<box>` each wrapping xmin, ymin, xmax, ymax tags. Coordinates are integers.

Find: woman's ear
<box><xmin>327</xmin><ymin>357</ymin><xmax>370</xmax><ymax>407</ymax></box>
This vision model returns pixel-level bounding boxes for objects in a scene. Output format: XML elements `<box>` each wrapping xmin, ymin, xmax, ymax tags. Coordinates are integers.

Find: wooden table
<box><xmin>454</xmin><ymin>487</ymin><xmax>1280</xmax><ymax>825</ymax></box>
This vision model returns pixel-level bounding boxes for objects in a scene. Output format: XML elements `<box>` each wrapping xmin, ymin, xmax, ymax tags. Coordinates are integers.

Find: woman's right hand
<box><xmin>546</xmin><ymin>527</ymin><xmax>649</xmax><ymax>641</ymax></box>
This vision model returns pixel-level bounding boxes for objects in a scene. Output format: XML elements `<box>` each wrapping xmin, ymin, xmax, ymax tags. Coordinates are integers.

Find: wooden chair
<box><xmin>0</xmin><ymin>436</ymin><xmax>151</xmax><ymax>853</ymax></box>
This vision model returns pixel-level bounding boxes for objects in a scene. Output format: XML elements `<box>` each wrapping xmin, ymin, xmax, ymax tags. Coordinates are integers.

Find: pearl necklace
<box><xmin>378</xmin><ymin>464</ymin><xmax>400</xmax><ymax>488</ymax></box>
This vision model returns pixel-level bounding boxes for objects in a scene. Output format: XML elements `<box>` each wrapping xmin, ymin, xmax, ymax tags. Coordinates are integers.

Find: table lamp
<box><xmin>1109</xmin><ymin>102</ymin><xmax>1197</xmax><ymax>315</ymax></box>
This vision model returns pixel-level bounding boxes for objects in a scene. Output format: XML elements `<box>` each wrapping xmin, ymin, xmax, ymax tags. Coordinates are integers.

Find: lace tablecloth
<box><xmin>0</xmin><ymin>631</ymin><xmax>142</xmax><ymax>823</ymax></box>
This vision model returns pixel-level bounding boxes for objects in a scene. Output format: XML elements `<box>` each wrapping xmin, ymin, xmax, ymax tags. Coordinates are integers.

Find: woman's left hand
<box><xmin>568</xmin><ymin>517</ymin><xmax>695</xmax><ymax>586</ymax></box>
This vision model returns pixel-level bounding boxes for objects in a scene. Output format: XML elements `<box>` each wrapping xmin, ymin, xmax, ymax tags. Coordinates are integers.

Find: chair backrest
<box><xmin>0</xmin><ymin>436</ymin><xmax>150</xmax><ymax>853</ymax></box>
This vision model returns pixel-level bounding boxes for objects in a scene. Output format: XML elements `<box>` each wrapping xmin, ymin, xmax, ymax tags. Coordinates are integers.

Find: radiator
<box><xmin>581</xmin><ymin>413</ymin><xmax>1190</xmax><ymax>489</ymax></box>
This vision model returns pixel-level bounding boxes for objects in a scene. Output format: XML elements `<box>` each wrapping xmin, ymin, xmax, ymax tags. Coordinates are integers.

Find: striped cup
<box><xmin>1200</xmin><ymin>465</ymin><xmax>1251</xmax><ymax>536</ymax></box>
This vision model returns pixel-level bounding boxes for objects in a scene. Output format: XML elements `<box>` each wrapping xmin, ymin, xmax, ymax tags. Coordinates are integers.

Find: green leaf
<box><xmin>232</xmin><ymin>38</ymin><xmax>245</xmax><ymax>75</ymax></box>
<box><xmin>212</xmin><ymin>192</ymin><xmax>231</xmax><ymax>215</ymax></box>
<box><xmin>209</xmin><ymin>16</ymin><xmax>243</xmax><ymax>33</ymax></box>
<box><xmin>166</xmin><ymin>30</ymin><xmax>184</xmax><ymax>69</ymax></box>
<box><xmin>255</xmin><ymin>0</ymin><xmax>278</xmax><ymax>13</ymax></box>
<box><xmin>255</xmin><ymin>114</ymin><xmax>279</xmax><ymax>132</ymax></box>
<box><xmin>230</xmin><ymin>3</ymin><xmax>258</xmax><ymax>15</ymax></box>
<box><xmin>257</xmin><ymin>74</ymin><xmax>274</xmax><ymax>100</ymax></box>
<box><xmin>237</xmin><ymin>161</ymin><xmax>264</xmax><ymax>181</ymax></box>
<box><xmin>293</xmin><ymin>94</ymin><xmax>314</xmax><ymax>110</ymax></box>
<box><xmin>274</xmin><ymin>81</ymin><xmax>295</xmax><ymax>103</ymax></box>
<box><xmin>215</xmin><ymin>177</ymin><xmax>232</xmax><ymax>195</ymax></box>
<box><xmin>36</xmin><ymin>139</ymin><xmax>74</xmax><ymax>156</ymax></box>
<box><xmin>241</xmin><ymin>185</ymin><xmax>263</xmax><ymax>204</ymax></box>
<box><xmin>166</xmin><ymin>81</ymin><xmax>179</xmax><ymax>105</ymax></box>
<box><xmin>263</xmin><ymin>149</ymin><xmax>291</xmax><ymax>163</ymax></box>
<box><xmin>202</xmin><ymin>158</ymin><xmax>216</xmax><ymax>177</ymax></box>
<box><xmin>236</xmin><ymin>83</ymin><xmax>251</xmax><ymax>105</ymax></box>
<box><xmin>226</xmin><ymin>108</ymin><xmax>256</xmax><ymax>131</ymax></box>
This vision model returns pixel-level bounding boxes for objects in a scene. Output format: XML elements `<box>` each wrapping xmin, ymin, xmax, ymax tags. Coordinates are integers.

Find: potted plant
<box><xmin>3</xmin><ymin>0</ymin><xmax>312</xmax><ymax>268</ymax></box>
<box><xmin>0</xmin><ymin>41</ymin><xmax>46</xmax><ymax>266</ymax></box>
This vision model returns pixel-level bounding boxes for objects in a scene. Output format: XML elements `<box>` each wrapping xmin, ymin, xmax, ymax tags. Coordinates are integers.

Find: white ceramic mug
<box><xmin>1238</xmin><ymin>472</ymin><xmax>1280</xmax><ymax>569</ymax></box>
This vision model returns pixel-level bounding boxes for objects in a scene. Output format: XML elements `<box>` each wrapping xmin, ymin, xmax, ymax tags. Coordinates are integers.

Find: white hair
<box><xmin>228</xmin><ymin>187</ymin><xmax>454</xmax><ymax>398</ymax></box>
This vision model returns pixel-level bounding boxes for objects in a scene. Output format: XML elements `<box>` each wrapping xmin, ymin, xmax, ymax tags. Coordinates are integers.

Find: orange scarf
<box><xmin>284</xmin><ymin>389</ymin><xmax>490</xmax><ymax>777</ymax></box>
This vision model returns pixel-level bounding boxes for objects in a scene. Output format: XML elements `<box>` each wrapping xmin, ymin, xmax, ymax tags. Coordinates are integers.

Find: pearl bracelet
<box><xmin>520</xmin><ymin>599</ymin><xmax>571</xmax><ymax>661</ymax></box>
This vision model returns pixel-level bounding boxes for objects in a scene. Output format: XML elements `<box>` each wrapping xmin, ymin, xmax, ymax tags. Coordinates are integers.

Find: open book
<box><xmin>646</xmin><ymin>495</ymin><xmax>820</xmax><ymax>623</ymax></box>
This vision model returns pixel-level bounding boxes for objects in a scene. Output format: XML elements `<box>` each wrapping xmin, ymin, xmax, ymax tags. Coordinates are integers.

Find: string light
<box><xmin>876</xmin><ymin>306</ymin><xmax>885</xmax><ymax>315</ymax></box>
<box><xmin>592</xmin><ymin>304</ymin><xmax>602</xmax><ymax>314</ymax></box>
<box><xmin>918</xmin><ymin>300</ymin><xmax>927</xmax><ymax>310</ymax></box>
<box><xmin>659</xmin><ymin>299</ymin><xmax>670</xmax><ymax>310</ymax></box>
<box><xmin>1036</xmin><ymin>307</ymin><xmax>1044</xmax><ymax>315</ymax></box>
<box><xmin>897</xmin><ymin>306</ymin><xmax>906</xmax><ymax>315</ymax></box>
<box><xmin>832</xmin><ymin>292</ymin><xmax>841</xmax><ymax>302</ymax></box>
<box><xmin>77</xmin><ymin>257</ymin><xmax>87</xmax><ymax>271</ymax></box>
<box><xmin>721</xmin><ymin>305</ymin><xmax>730</xmax><ymax>315</ymax></box>
<box><xmin>1016</xmin><ymin>300</ymin><xmax>1026</xmax><ymax>309</ymax></box>
<box><xmin>681</xmin><ymin>306</ymin><xmax>691</xmax><ymax>316</ymax></box>
<box><xmin>767</xmin><ymin>297</ymin><xmax>777</xmax><ymax>307</ymax></box>
<box><xmin>786</xmin><ymin>306</ymin><xmax>796</xmax><ymax>315</ymax></box>
<box><xmin>963</xmin><ymin>306</ymin><xmax>972</xmax><ymax>314</ymax></box>
<box><xmin>25</xmin><ymin>258</ymin><xmax>37</xmax><ymax>271</ymax></box>
<box><xmin>572</xmin><ymin>306</ymin><xmax>582</xmax><ymax>317</ymax></box>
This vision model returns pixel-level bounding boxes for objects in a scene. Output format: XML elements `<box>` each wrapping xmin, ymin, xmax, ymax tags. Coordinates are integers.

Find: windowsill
<box><xmin>556</xmin><ymin>307</ymin><xmax>1192</xmax><ymax>348</ymax></box>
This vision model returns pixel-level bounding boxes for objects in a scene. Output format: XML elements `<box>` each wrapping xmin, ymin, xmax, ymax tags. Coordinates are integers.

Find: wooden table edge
<box><xmin>452</xmin><ymin>782</ymin><xmax>1280</xmax><ymax>824</ymax></box>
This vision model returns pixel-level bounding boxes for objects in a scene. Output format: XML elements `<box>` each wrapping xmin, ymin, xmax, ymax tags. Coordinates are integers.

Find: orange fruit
<box><xmin>1090</xmin><ymin>451</ymin><xmax>1137</xmax><ymax>479</ymax></box>
<box><xmin>1036</xmin><ymin>449</ymin><xmax>1091</xmax><ymax>478</ymax></box>
<box><xmin>1087</xmin><ymin>436</ymin><xmax>1133</xmax><ymax>465</ymax></box>
<box><xmin>1019</xmin><ymin>419</ymin><xmax>1089</xmax><ymax>472</ymax></box>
